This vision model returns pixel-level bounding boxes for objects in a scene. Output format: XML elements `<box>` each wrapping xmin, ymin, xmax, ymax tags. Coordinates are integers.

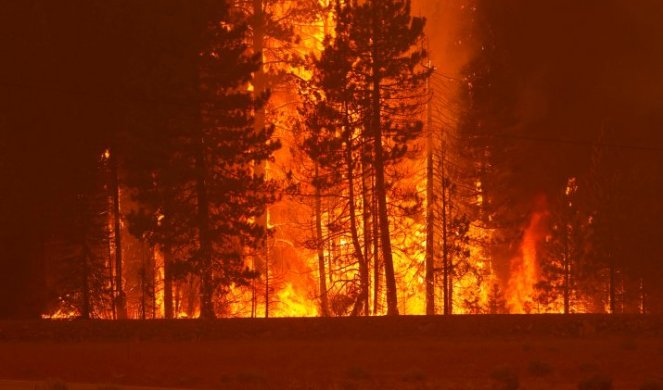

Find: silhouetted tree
<box><xmin>123</xmin><ymin>0</ymin><xmax>280</xmax><ymax>319</ymax></box>
<box><xmin>339</xmin><ymin>0</ymin><xmax>430</xmax><ymax>315</ymax></box>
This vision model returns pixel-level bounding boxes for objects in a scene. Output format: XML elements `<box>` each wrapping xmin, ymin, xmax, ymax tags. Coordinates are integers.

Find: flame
<box><xmin>274</xmin><ymin>283</ymin><xmax>318</xmax><ymax>317</ymax></box>
<box><xmin>40</xmin><ymin>0</ymin><xmax>511</xmax><ymax>320</ymax></box>
<box><xmin>506</xmin><ymin>208</ymin><xmax>549</xmax><ymax>314</ymax></box>
<box><xmin>41</xmin><ymin>308</ymin><xmax>77</xmax><ymax>319</ymax></box>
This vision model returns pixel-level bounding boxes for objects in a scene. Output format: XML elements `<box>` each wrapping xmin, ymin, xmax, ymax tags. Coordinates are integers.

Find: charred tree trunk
<box><xmin>372</xmin><ymin>98</ymin><xmax>398</xmax><ymax>315</ymax></box>
<box><xmin>361</xmin><ymin>139</ymin><xmax>373</xmax><ymax>315</ymax></box>
<box><xmin>425</xmin><ymin>76</ymin><xmax>435</xmax><ymax>316</ymax></box>
<box><xmin>186</xmin><ymin>275</ymin><xmax>197</xmax><ymax>317</ymax></box>
<box><xmin>251</xmin><ymin>264</ymin><xmax>257</xmax><ymax>318</ymax></box>
<box><xmin>447</xmin><ymin>188</ymin><xmax>454</xmax><ymax>315</ymax></box>
<box><xmin>370</xmin><ymin>4</ymin><xmax>398</xmax><ymax>316</ymax></box>
<box><xmin>264</xmin><ymin>248</ymin><xmax>270</xmax><ymax>318</ymax></box>
<box><xmin>441</xmin><ymin>161</ymin><xmax>450</xmax><ymax>315</ymax></box>
<box><xmin>139</xmin><ymin>262</ymin><xmax>147</xmax><ymax>320</ymax></box>
<box><xmin>640</xmin><ymin>277</ymin><xmax>646</xmax><ymax>314</ymax></box>
<box><xmin>371</xmin><ymin>174</ymin><xmax>381</xmax><ymax>315</ymax></box>
<box><xmin>327</xmin><ymin>208</ymin><xmax>334</xmax><ymax>285</ymax></box>
<box><xmin>371</xmin><ymin>81</ymin><xmax>398</xmax><ymax>315</ymax></box>
<box><xmin>194</xmin><ymin>134</ymin><xmax>215</xmax><ymax>319</ymax></box>
<box><xmin>346</xmin><ymin>132</ymin><xmax>368</xmax><ymax>316</ymax></box>
<box><xmin>107</xmin><ymin>231</ymin><xmax>116</xmax><ymax>320</ymax></box>
<box><xmin>110</xmin><ymin>150</ymin><xmax>127</xmax><ymax>319</ymax></box>
<box><xmin>251</xmin><ymin>0</ymin><xmax>271</xmax><ymax>319</ymax></box>
<box><xmin>315</xmin><ymin>163</ymin><xmax>330</xmax><ymax>317</ymax></box>
<box><xmin>563</xmin><ymin>223</ymin><xmax>570</xmax><ymax>315</ymax></box>
<box><xmin>152</xmin><ymin>248</ymin><xmax>157</xmax><ymax>319</ymax></box>
<box><xmin>609</xmin><ymin>252</ymin><xmax>616</xmax><ymax>314</ymax></box>
<box><xmin>163</xmin><ymin>244</ymin><xmax>174</xmax><ymax>319</ymax></box>
<box><xmin>81</xmin><ymin>245</ymin><xmax>91</xmax><ymax>319</ymax></box>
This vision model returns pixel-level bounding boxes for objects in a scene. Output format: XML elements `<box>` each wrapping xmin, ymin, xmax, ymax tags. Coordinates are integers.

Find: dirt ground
<box><xmin>0</xmin><ymin>315</ymin><xmax>662</xmax><ymax>389</ymax></box>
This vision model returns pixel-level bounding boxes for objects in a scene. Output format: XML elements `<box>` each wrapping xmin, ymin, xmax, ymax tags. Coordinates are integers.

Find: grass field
<box><xmin>1</xmin><ymin>315</ymin><xmax>662</xmax><ymax>389</ymax></box>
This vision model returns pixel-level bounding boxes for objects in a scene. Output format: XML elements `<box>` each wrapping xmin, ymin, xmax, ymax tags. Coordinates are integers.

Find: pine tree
<box><xmin>346</xmin><ymin>0</ymin><xmax>431</xmax><ymax>315</ymax></box>
<box><xmin>296</xmin><ymin>0</ymin><xmax>430</xmax><ymax>316</ymax></box>
<box><xmin>231</xmin><ymin>0</ymin><xmax>325</xmax><ymax>317</ymax></box>
<box><xmin>299</xmin><ymin>13</ymin><xmax>372</xmax><ymax>315</ymax></box>
<box><xmin>535</xmin><ymin>177</ymin><xmax>586</xmax><ymax>313</ymax></box>
<box><xmin>124</xmin><ymin>0</ymin><xmax>280</xmax><ymax>319</ymax></box>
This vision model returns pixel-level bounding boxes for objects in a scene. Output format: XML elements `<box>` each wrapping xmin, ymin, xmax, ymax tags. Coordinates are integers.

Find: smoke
<box><xmin>417</xmin><ymin>0</ymin><xmax>663</xmax><ymax>299</ymax></box>
<box><xmin>471</xmin><ymin>0</ymin><xmax>663</xmax><ymax>194</ymax></box>
<box><xmin>414</xmin><ymin>0</ymin><xmax>476</xmax><ymax>77</ymax></box>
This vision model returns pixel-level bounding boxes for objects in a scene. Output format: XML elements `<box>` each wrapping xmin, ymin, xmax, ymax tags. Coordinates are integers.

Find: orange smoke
<box><xmin>506</xmin><ymin>203</ymin><xmax>549</xmax><ymax>314</ymax></box>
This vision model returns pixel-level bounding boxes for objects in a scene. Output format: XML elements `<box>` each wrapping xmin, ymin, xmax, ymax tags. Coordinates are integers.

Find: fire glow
<box><xmin>506</xmin><ymin>208</ymin><xmax>550</xmax><ymax>314</ymax></box>
<box><xmin>35</xmin><ymin>0</ymin><xmax>633</xmax><ymax>321</ymax></box>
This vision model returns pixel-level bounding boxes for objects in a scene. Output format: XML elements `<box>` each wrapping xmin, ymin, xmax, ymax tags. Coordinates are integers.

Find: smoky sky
<box><xmin>469</xmin><ymin>0</ymin><xmax>663</xmax><ymax>204</ymax></box>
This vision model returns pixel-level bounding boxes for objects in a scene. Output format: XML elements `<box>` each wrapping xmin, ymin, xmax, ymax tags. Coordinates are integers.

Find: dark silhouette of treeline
<box><xmin>0</xmin><ymin>1</ymin><xmax>223</xmax><ymax>318</ymax></box>
<box><xmin>2</xmin><ymin>0</ymin><xmax>663</xmax><ymax>319</ymax></box>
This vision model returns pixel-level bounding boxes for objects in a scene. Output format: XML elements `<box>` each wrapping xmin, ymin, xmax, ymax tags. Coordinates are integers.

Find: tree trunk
<box><xmin>361</xmin><ymin>137</ymin><xmax>373</xmax><ymax>316</ymax></box>
<box><xmin>372</xmin><ymin>115</ymin><xmax>399</xmax><ymax>316</ymax></box>
<box><xmin>81</xmin><ymin>245</ymin><xmax>91</xmax><ymax>319</ymax></box>
<box><xmin>346</xmin><ymin>132</ymin><xmax>368</xmax><ymax>316</ymax></box>
<box><xmin>425</xmin><ymin>75</ymin><xmax>435</xmax><ymax>316</ymax></box>
<box><xmin>140</xmin><ymin>263</ymin><xmax>147</xmax><ymax>320</ymax></box>
<box><xmin>328</xmin><ymin>209</ymin><xmax>334</xmax><ymax>285</ymax></box>
<box><xmin>441</xmin><ymin>160</ymin><xmax>450</xmax><ymax>315</ymax></box>
<box><xmin>163</xmin><ymin>244</ymin><xmax>174</xmax><ymax>319</ymax></box>
<box><xmin>563</xmin><ymin>223</ymin><xmax>570</xmax><ymax>314</ymax></box>
<box><xmin>194</xmin><ymin>134</ymin><xmax>215</xmax><ymax>319</ymax></box>
<box><xmin>315</xmin><ymin>162</ymin><xmax>330</xmax><ymax>317</ymax></box>
<box><xmin>110</xmin><ymin>150</ymin><xmax>127</xmax><ymax>319</ymax></box>
<box><xmin>251</xmin><ymin>262</ymin><xmax>257</xmax><ymax>318</ymax></box>
<box><xmin>447</xmin><ymin>188</ymin><xmax>454</xmax><ymax>315</ymax></box>
<box><xmin>372</xmin><ymin>178</ymin><xmax>381</xmax><ymax>315</ymax></box>
<box><xmin>609</xmin><ymin>252</ymin><xmax>616</xmax><ymax>314</ymax></box>
<box><xmin>107</xmin><ymin>228</ymin><xmax>116</xmax><ymax>320</ymax></box>
<box><xmin>640</xmin><ymin>277</ymin><xmax>646</xmax><ymax>314</ymax></box>
<box><xmin>264</xmin><ymin>248</ymin><xmax>270</xmax><ymax>318</ymax></box>
<box><xmin>371</xmin><ymin>56</ymin><xmax>398</xmax><ymax>316</ymax></box>
<box><xmin>251</xmin><ymin>0</ymin><xmax>270</xmax><ymax>318</ymax></box>
<box><xmin>152</xmin><ymin>248</ymin><xmax>157</xmax><ymax>319</ymax></box>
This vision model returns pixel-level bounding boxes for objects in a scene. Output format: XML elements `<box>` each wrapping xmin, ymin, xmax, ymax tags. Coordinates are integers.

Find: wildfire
<box><xmin>273</xmin><ymin>283</ymin><xmax>318</xmax><ymax>317</ymax></box>
<box><xmin>506</xmin><ymin>207</ymin><xmax>549</xmax><ymax>314</ymax></box>
<box><xmin>41</xmin><ymin>308</ymin><xmax>77</xmax><ymax>320</ymax></box>
<box><xmin>39</xmin><ymin>0</ymin><xmax>549</xmax><ymax>321</ymax></box>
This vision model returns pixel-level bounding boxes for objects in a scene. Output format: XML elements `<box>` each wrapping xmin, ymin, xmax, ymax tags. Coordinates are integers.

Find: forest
<box><xmin>2</xmin><ymin>0</ymin><xmax>663</xmax><ymax>321</ymax></box>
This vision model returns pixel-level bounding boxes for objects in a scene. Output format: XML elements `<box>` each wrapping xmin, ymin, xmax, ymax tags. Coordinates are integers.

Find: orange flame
<box><xmin>506</xmin><ymin>206</ymin><xmax>548</xmax><ymax>314</ymax></box>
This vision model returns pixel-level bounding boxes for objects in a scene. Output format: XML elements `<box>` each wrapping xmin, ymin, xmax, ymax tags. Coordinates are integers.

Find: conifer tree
<box><xmin>230</xmin><ymin>0</ymin><xmax>325</xmax><ymax>317</ymax></box>
<box><xmin>299</xmin><ymin>0</ymin><xmax>430</xmax><ymax>316</ymax></box>
<box><xmin>344</xmin><ymin>0</ymin><xmax>431</xmax><ymax>315</ymax></box>
<box><xmin>124</xmin><ymin>0</ymin><xmax>280</xmax><ymax>319</ymax></box>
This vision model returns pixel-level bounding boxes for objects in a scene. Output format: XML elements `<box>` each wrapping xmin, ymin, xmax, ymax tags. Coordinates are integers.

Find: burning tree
<box><xmin>294</xmin><ymin>0</ymin><xmax>431</xmax><ymax>316</ymax></box>
<box><xmin>43</xmin><ymin>153</ymin><xmax>115</xmax><ymax>319</ymax></box>
<box><xmin>229</xmin><ymin>0</ymin><xmax>325</xmax><ymax>318</ymax></box>
<box><xmin>10</xmin><ymin>0</ymin><xmax>663</xmax><ymax>321</ymax></box>
<box><xmin>535</xmin><ymin>178</ymin><xmax>587</xmax><ymax>314</ymax></box>
<box><xmin>124</xmin><ymin>0</ymin><xmax>280</xmax><ymax>319</ymax></box>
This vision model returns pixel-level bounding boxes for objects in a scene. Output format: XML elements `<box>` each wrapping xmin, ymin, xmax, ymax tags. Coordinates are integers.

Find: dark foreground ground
<box><xmin>1</xmin><ymin>315</ymin><xmax>663</xmax><ymax>389</ymax></box>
